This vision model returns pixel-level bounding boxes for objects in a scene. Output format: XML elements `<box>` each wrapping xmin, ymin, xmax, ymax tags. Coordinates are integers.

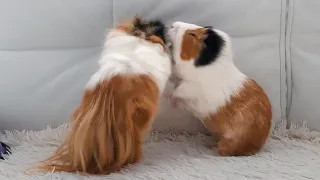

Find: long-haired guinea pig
<box><xmin>167</xmin><ymin>21</ymin><xmax>272</xmax><ymax>156</ymax></box>
<box><xmin>28</xmin><ymin>17</ymin><xmax>171</xmax><ymax>175</ymax></box>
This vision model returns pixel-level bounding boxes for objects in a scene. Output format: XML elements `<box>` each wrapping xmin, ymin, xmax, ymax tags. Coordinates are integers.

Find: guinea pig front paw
<box><xmin>163</xmin><ymin>92</ymin><xmax>173</xmax><ymax>99</ymax></box>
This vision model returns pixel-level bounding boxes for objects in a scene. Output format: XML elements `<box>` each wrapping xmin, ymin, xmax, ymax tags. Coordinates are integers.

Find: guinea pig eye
<box><xmin>189</xmin><ymin>32</ymin><xmax>197</xmax><ymax>38</ymax></box>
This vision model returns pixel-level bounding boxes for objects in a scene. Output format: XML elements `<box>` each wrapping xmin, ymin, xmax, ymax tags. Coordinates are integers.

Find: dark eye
<box><xmin>189</xmin><ymin>33</ymin><xmax>196</xmax><ymax>37</ymax></box>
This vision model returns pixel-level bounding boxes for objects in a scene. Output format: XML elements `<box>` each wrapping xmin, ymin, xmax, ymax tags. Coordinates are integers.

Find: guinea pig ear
<box><xmin>133</xmin><ymin>16</ymin><xmax>144</xmax><ymax>28</ymax></box>
<box><xmin>133</xmin><ymin>16</ymin><xmax>143</xmax><ymax>23</ymax></box>
<box><xmin>203</xmin><ymin>26</ymin><xmax>213</xmax><ymax>29</ymax></box>
<box><xmin>194</xmin><ymin>29</ymin><xmax>225</xmax><ymax>67</ymax></box>
<box><xmin>188</xmin><ymin>28</ymin><xmax>207</xmax><ymax>41</ymax></box>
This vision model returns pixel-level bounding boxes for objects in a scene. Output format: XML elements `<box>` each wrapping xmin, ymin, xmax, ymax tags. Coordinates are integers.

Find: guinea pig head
<box><xmin>167</xmin><ymin>22</ymin><xmax>233</xmax><ymax>69</ymax></box>
<box><xmin>117</xmin><ymin>17</ymin><xmax>167</xmax><ymax>49</ymax></box>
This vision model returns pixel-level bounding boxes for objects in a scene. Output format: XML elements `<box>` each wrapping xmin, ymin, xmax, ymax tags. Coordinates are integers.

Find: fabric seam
<box><xmin>285</xmin><ymin>0</ymin><xmax>294</xmax><ymax>119</ymax></box>
<box><xmin>279</xmin><ymin>0</ymin><xmax>288</xmax><ymax>122</ymax></box>
<box><xmin>111</xmin><ymin>0</ymin><xmax>115</xmax><ymax>27</ymax></box>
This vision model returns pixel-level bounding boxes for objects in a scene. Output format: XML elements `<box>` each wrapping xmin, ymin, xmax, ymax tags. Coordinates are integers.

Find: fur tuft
<box><xmin>116</xmin><ymin>17</ymin><xmax>167</xmax><ymax>50</ymax></box>
<box><xmin>130</xmin><ymin>17</ymin><xmax>167</xmax><ymax>46</ymax></box>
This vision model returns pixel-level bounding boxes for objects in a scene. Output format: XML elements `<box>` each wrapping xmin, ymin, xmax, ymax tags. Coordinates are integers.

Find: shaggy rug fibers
<box><xmin>0</xmin><ymin>120</ymin><xmax>320</xmax><ymax>180</ymax></box>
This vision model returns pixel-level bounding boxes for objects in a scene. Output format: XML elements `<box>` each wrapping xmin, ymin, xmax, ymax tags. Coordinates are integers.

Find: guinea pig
<box><xmin>30</xmin><ymin>17</ymin><xmax>171</xmax><ymax>175</ymax></box>
<box><xmin>167</xmin><ymin>21</ymin><xmax>272</xmax><ymax>156</ymax></box>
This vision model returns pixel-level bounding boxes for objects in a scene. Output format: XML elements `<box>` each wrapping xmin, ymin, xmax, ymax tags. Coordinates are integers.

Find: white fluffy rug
<box><xmin>1</xmin><ymin>120</ymin><xmax>320</xmax><ymax>180</ymax></box>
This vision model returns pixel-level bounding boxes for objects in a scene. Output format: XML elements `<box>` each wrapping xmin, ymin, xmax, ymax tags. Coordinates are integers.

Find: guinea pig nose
<box><xmin>171</xmin><ymin>22</ymin><xmax>179</xmax><ymax>28</ymax></box>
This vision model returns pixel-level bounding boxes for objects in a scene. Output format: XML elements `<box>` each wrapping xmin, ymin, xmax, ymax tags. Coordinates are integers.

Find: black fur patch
<box><xmin>133</xmin><ymin>18</ymin><xmax>167</xmax><ymax>44</ymax></box>
<box><xmin>194</xmin><ymin>29</ymin><xmax>225</xmax><ymax>67</ymax></box>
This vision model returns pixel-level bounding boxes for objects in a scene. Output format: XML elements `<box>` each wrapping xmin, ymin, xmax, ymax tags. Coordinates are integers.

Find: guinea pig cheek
<box><xmin>180</xmin><ymin>33</ymin><xmax>201</xmax><ymax>61</ymax></box>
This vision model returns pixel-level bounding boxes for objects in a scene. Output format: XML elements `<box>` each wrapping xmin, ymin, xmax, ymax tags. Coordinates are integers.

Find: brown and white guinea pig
<box><xmin>167</xmin><ymin>21</ymin><xmax>272</xmax><ymax>156</ymax></box>
<box><xmin>29</xmin><ymin>17</ymin><xmax>171</xmax><ymax>175</ymax></box>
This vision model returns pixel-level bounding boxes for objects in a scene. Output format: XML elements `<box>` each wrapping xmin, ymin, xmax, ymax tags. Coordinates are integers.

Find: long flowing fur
<box><xmin>29</xmin><ymin>75</ymin><xmax>159</xmax><ymax>174</ymax></box>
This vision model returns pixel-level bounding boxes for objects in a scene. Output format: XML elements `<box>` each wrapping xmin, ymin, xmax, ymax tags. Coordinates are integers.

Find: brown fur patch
<box><xmin>148</xmin><ymin>35</ymin><xmax>166</xmax><ymax>51</ymax></box>
<box><xmin>29</xmin><ymin>75</ymin><xmax>160</xmax><ymax>175</ymax></box>
<box><xmin>180</xmin><ymin>28</ymin><xmax>208</xmax><ymax>61</ymax></box>
<box><xmin>201</xmin><ymin>79</ymin><xmax>272</xmax><ymax>156</ymax></box>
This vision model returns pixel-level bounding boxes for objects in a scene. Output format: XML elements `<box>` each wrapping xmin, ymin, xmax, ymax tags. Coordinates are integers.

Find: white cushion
<box><xmin>2</xmin><ymin>0</ymin><xmax>317</xmax><ymax>132</ymax></box>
